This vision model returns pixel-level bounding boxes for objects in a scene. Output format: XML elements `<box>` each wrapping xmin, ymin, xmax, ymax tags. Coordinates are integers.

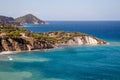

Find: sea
<box><xmin>0</xmin><ymin>21</ymin><xmax>120</xmax><ymax>80</ymax></box>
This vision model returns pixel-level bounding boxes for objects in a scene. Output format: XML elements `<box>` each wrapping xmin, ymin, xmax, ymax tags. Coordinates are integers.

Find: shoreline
<box><xmin>0</xmin><ymin>51</ymin><xmax>21</xmax><ymax>55</ymax></box>
<box><xmin>0</xmin><ymin>48</ymin><xmax>57</xmax><ymax>55</ymax></box>
<box><xmin>0</xmin><ymin>43</ymin><xmax>110</xmax><ymax>55</ymax></box>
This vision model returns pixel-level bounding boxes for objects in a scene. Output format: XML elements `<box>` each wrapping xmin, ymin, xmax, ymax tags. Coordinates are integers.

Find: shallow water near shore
<box><xmin>0</xmin><ymin>21</ymin><xmax>120</xmax><ymax>80</ymax></box>
<box><xmin>0</xmin><ymin>43</ymin><xmax>120</xmax><ymax>80</ymax></box>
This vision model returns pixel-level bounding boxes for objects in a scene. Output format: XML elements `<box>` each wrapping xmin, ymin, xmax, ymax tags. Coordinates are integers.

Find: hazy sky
<box><xmin>0</xmin><ymin>0</ymin><xmax>120</xmax><ymax>21</ymax></box>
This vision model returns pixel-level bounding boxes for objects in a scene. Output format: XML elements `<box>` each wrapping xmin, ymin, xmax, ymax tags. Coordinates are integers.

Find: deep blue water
<box><xmin>0</xmin><ymin>21</ymin><xmax>120</xmax><ymax>80</ymax></box>
<box><xmin>24</xmin><ymin>21</ymin><xmax>120</xmax><ymax>41</ymax></box>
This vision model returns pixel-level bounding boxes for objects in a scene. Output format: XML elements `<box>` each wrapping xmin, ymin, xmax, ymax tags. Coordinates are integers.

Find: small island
<box><xmin>0</xmin><ymin>14</ymin><xmax>107</xmax><ymax>53</ymax></box>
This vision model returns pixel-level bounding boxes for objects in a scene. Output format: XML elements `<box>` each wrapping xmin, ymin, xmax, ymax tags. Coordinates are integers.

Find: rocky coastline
<box><xmin>0</xmin><ymin>23</ymin><xmax>107</xmax><ymax>54</ymax></box>
<box><xmin>0</xmin><ymin>36</ymin><xmax>107</xmax><ymax>55</ymax></box>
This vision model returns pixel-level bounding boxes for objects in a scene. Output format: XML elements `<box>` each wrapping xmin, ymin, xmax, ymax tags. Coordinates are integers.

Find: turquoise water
<box><xmin>0</xmin><ymin>21</ymin><xmax>120</xmax><ymax>80</ymax></box>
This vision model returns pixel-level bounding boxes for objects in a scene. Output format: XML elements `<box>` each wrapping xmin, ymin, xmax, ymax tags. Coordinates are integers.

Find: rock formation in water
<box><xmin>0</xmin><ymin>24</ymin><xmax>107</xmax><ymax>52</ymax></box>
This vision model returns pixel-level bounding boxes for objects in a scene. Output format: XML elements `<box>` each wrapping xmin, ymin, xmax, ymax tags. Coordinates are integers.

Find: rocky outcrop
<box><xmin>1</xmin><ymin>39</ymin><xmax>10</xmax><ymax>51</ymax></box>
<box><xmin>46</xmin><ymin>31</ymin><xmax>107</xmax><ymax>46</ymax></box>
<box><xmin>8</xmin><ymin>38</ymin><xmax>22</xmax><ymax>51</ymax></box>
<box><xmin>57</xmin><ymin>36</ymin><xmax>106</xmax><ymax>46</ymax></box>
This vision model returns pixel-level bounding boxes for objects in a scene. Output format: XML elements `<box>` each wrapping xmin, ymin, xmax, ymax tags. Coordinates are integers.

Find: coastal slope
<box><xmin>0</xmin><ymin>24</ymin><xmax>106</xmax><ymax>52</ymax></box>
<box><xmin>44</xmin><ymin>31</ymin><xmax>106</xmax><ymax>46</ymax></box>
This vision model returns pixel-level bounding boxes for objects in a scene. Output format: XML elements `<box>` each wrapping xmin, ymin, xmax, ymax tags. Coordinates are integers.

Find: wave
<box><xmin>0</xmin><ymin>56</ymin><xmax>51</xmax><ymax>62</ymax></box>
<box><xmin>0</xmin><ymin>51</ymin><xmax>21</xmax><ymax>55</ymax></box>
<box><xmin>109</xmin><ymin>42</ymin><xmax>120</xmax><ymax>46</ymax></box>
<box><xmin>0</xmin><ymin>51</ymin><xmax>13</xmax><ymax>55</ymax></box>
<box><xmin>16</xmin><ymin>57</ymin><xmax>51</xmax><ymax>62</ymax></box>
<box><xmin>43</xmin><ymin>78</ymin><xmax>64</xmax><ymax>80</ymax></box>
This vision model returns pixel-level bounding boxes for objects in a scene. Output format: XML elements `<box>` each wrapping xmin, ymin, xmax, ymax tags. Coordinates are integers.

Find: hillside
<box><xmin>0</xmin><ymin>14</ymin><xmax>46</xmax><ymax>26</ymax></box>
<box><xmin>0</xmin><ymin>16</ymin><xmax>14</xmax><ymax>23</ymax></box>
<box><xmin>0</xmin><ymin>24</ymin><xmax>53</xmax><ymax>52</ymax></box>
<box><xmin>15</xmin><ymin>14</ymin><xmax>46</xmax><ymax>25</ymax></box>
<box><xmin>0</xmin><ymin>24</ymin><xmax>106</xmax><ymax>52</ymax></box>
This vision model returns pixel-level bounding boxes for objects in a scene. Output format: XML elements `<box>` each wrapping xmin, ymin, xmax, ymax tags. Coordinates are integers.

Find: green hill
<box><xmin>15</xmin><ymin>14</ymin><xmax>46</xmax><ymax>25</ymax></box>
<box><xmin>0</xmin><ymin>14</ymin><xmax>46</xmax><ymax>26</ymax></box>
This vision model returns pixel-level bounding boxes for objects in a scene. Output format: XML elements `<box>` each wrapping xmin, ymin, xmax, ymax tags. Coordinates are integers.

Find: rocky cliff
<box><xmin>0</xmin><ymin>37</ymin><xmax>53</xmax><ymax>52</ymax></box>
<box><xmin>58</xmin><ymin>36</ymin><xmax>105</xmax><ymax>46</ymax></box>
<box><xmin>45</xmin><ymin>31</ymin><xmax>106</xmax><ymax>46</ymax></box>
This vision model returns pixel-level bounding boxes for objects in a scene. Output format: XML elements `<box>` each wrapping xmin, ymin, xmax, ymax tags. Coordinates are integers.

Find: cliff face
<box><xmin>0</xmin><ymin>36</ymin><xmax>106</xmax><ymax>52</ymax></box>
<box><xmin>45</xmin><ymin>31</ymin><xmax>106</xmax><ymax>46</ymax></box>
<box><xmin>0</xmin><ymin>37</ymin><xmax>53</xmax><ymax>52</ymax></box>
<box><xmin>57</xmin><ymin>36</ymin><xmax>106</xmax><ymax>46</ymax></box>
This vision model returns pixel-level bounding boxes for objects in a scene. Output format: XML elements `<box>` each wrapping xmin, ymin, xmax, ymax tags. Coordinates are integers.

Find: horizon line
<box><xmin>45</xmin><ymin>20</ymin><xmax>120</xmax><ymax>21</ymax></box>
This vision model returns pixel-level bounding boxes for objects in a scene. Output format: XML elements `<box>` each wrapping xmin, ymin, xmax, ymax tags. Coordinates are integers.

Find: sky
<box><xmin>0</xmin><ymin>0</ymin><xmax>120</xmax><ymax>21</ymax></box>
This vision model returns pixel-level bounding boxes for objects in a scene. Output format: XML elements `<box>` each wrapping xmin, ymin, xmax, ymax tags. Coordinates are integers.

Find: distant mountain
<box><xmin>0</xmin><ymin>14</ymin><xmax>46</xmax><ymax>26</ymax></box>
<box><xmin>0</xmin><ymin>16</ymin><xmax>14</xmax><ymax>23</ymax></box>
<box><xmin>15</xmin><ymin>14</ymin><xmax>46</xmax><ymax>25</ymax></box>
<box><xmin>0</xmin><ymin>16</ymin><xmax>21</xmax><ymax>26</ymax></box>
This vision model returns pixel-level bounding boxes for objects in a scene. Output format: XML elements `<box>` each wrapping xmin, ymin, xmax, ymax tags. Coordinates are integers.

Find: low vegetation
<box><xmin>0</xmin><ymin>23</ymin><xmax>105</xmax><ymax>44</ymax></box>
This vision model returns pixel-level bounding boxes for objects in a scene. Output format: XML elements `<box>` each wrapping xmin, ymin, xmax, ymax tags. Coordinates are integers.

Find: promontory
<box><xmin>0</xmin><ymin>23</ymin><xmax>107</xmax><ymax>52</ymax></box>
